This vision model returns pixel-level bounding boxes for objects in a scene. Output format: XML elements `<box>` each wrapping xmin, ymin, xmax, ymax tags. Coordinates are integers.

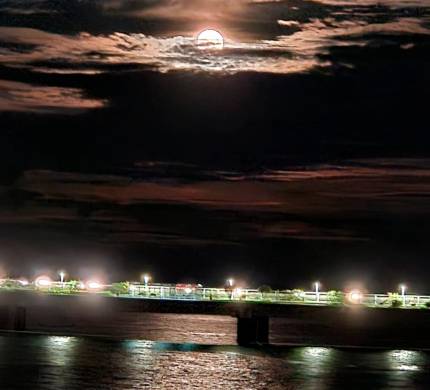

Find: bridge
<box><xmin>2</xmin><ymin>278</ymin><xmax>429</xmax><ymax>308</ymax></box>
<box><xmin>1</xmin><ymin>280</ymin><xmax>430</xmax><ymax>348</ymax></box>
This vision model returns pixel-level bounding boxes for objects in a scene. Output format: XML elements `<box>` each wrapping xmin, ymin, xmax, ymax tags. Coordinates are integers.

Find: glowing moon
<box><xmin>197</xmin><ymin>29</ymin><xmax>224</xmax><ymax>48</ymax></box>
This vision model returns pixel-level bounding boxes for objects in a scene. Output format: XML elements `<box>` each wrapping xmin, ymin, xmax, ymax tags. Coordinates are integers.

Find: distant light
<box><xmin>78</xmin><ymin>281</ymin><xmax>86</xmax><ymax>289</ymax></box>
<box><xmin>234</xmin><ymin>287</ymin><xmax>243</xmax><ymax>297</ymax></box>
<box><xmin>227</xmin><ymin>278</ymin><xmax>234</xmax><ymax>287</ymax></box>
<box><xmin>348</xmin><ymin>289</ymin><xmax>363</xmax><ymax>304</ymax></box>
<box><xmin>314</xmin><ymin>281</ymin><xmax>320</xmax><ymax>302</ymax></box>
<box><xmin>87</xmin><ymin>280</ymin><xmax>102</xmax><ymax>290</ymax></box>
<box><xmin>143</xmin><ymin>274</ymin><xmax>151</xmax><ymax>285</ymax></box>
<box><xmin>18</xmin><ymin>279</ymin><xmax>29</xmax><ymax>286</ymax></box>
<box><xmin>400</xmin><ymin>284</ymin><xmax>407</xmax><ymax>305</ymax></box>
<box><xmin>184</xmin><ymin>287</ymin><xmax>192</xmax><ymax>294</ymax></box>
<box><xmin>35</xmin><ymin>276</ymin><xmax>52</xmax><ymax>288</ymax></box>
<box><xmin>59</xmin><ymin>271</ymin><xmax>66</xmax><ymax>283</ymax></box>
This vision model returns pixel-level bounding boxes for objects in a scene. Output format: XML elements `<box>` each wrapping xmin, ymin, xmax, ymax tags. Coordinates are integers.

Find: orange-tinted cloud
<box><xmin>0</xmin><ymin>79</ymin><xmax>105</xmax><ymax>113</ymax></box>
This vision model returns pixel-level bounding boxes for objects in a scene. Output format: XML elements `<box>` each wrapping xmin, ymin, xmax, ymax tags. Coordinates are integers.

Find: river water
<box><xmin>0</xmin><ymin>314</ymin><xmax>430</xmax><ymax>389</ymax></box>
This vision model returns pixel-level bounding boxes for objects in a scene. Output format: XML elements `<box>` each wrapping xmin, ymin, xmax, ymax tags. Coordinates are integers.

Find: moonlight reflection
<box><xmin>196</xmin><ymin>29</ymin><xmax>224</xmax><ymax>49</ymax></box>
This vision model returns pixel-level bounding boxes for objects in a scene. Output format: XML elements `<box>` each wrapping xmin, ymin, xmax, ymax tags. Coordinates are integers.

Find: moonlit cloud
<box><xmin>313</xmin><ymin>0</ymin><xmax>430</xmax><ymax>6</ymax></box>
<box><xmin>0</xmin><ymin>1</ymin><xmax>429</xmax><ymax>75</ymax></box>
<box><xmin>0</xmin><ymin>26</ymin><xmax>318</xmax><ymax>74</ymax></box>
<box><xmin>123</xmin><ymin>0</ymin><xmax>246</xmax><ymax>20</ymax></box>
<box><xmin>0</xmin><ymin>79</ymin><xmax>106</xmax><ymax>113</ymax></box>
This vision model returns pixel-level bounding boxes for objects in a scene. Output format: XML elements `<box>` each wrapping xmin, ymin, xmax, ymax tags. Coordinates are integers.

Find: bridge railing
<box><xmin>125</xmin><ymin>284</ymin><xmax>430</xmax><ymax>308</ymax></box>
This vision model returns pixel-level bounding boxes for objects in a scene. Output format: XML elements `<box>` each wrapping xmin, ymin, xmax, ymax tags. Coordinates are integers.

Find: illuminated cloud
<box><xmin>0</xmin><ymin>1</ymin><xmax>428</xmax><ymax>75</ymax></box>
<box><xmin>313</xmin><ymin>0</ymin><xmax>430</xmax><ymax>6</ymax></box>
<box><xmin>0</xmin><ymin>79</ymin><xmax>106</xmax><ymax>113</ymax></box>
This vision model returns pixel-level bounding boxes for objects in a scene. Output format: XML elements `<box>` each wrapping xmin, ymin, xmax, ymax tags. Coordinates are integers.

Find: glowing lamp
<box><xmin>142</xmin><ymin>274</ymin><xmax>151</xmax><ymax>285</ymax></box>
<box><xmin>35</xmin><ymin>276</ymin><xmax>52</xmax><ymax>288</ymax></box>
<box><xmin>87</xmin><ymin>280</ymin><xmax>102</xmax><ymax>290</ymax></box>
<box><xmin>234</xmin><ymin>287</ymin><xmax>243</xmax><ymax>297</ymax></box>
<box><xmin>348</xmin><ymin>289</ymin><xmax>363</xmax><ymax>304</ymax></box>
<box><xmin>400</xmin><ymin>284</ymin><xmax>407</xmax><ymax>305</ymax></box>
<box><xmin>184</xmin><ymin>287</ymin><xmax>192</xmax><ymax>294</ymax></box>
<box><xmin>314</xmin><ymin>281</ymin><xmax>320</xmax><ymax>302</ymax></box>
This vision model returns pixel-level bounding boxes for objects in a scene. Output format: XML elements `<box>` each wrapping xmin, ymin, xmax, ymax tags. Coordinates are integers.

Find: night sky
<box><xmin>0</xmin><ymin>0</ymin><xmax>430</xmax><ymax>291</ymax></box>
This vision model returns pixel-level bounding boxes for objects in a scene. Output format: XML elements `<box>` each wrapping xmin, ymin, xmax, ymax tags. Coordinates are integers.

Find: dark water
<box><xmin>1</xmin><ymin>314</ymin><xmax>430</xmax><ymax>389</ymax></box>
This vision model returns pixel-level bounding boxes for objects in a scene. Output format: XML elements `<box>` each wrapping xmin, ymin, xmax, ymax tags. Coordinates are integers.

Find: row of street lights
<box><xmin>312</xmin><ymin>281</ymin><xmax>408</xmax><ymax>305</ymax></box>
<box><xmin>227</xmin><ymin>279</ymin><xmax>408</xmax><ymax>301</ymax></box>
<box><xmin>5</xmin><ymin>272</ymin><xmax>411</xmax><ymax>303</ymax></box>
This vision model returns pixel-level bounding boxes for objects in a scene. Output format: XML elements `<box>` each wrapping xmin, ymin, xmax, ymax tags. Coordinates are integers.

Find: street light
<box><xmin>314</xmin><ymin>281</ymin><xmax>320</xmax><ymax>303</ymax></box>
<box><xmin>143</xmin><ymin>274</ymin><xmax>151</xmax><ymax>286</ymax></box>
<box><xmin>233</xmin><ymin>287</ymin><xmax>243</xmax><ymax>300</ymax></box>
<box><xmin>347</xmin><ymin>289</ymin><xmax>363</xmax><ymax>304</ymax></box>
<box><xmin>59</xmin><ymin>271</ymin><xmax>66</xmax><ymax>287</ymax></box>
<box><xmin>400</xmin><ymin>284</ymin><xmax>407</xmax><ymax>306</ymax></box>
<box><xmin>227</xmin><ymin>278</ymin><xmax>234</xmax><ymax>288</ymax></box>
<box><xmin>87</xmin><ymin>280</ymin><xmax>102</xmax><ymax>291</ymax></box>
<box><xmin>35</xmin><ymin>276</ymin><xmax>52</xmax><ymax>288</ymax></box>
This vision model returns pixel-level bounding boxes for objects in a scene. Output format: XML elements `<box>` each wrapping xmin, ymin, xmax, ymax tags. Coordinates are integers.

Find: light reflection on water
<box><xmin>0</xmin><ymin>334</ymin><xmax>429</xmax><ymax>389</ymax></box>
<box><xmin>384</xmin><ymin>349</ymin><xmax>428</xmax><ymax>389</ymax></box>
<box><xmin>388</xmin><ymin>349</ymin><xmax>423</xmax><ymax>371</ymax></box>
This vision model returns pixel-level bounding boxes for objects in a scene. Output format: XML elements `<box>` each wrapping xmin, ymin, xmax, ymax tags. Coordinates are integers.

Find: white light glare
<box><xmin>234</xmin><ymin>287</ymin><xmax>243</xmax><ymax>297</ymax></box>
<box><xmin>87</xmin><ymin>280</ymin><xmax>102</xmax><ymax>290</ymax></box>
<box><xmin>348</xmin><ymin>289</ymin><xmax>363</xmax><ymax>304</ymax></box>
<box><xmin>35</xmin><ymin>276</ymin><xmax>52</xmax><ymax>288</ymax></box>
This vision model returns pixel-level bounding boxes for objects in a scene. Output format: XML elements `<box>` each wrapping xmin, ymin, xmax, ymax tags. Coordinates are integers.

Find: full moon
<box><xmin>196</xmin><ymin>29</ymin><xmax>224</xmax><ymax>48</ymax></box>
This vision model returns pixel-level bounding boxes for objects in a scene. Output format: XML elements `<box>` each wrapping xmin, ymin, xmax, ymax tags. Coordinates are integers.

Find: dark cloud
<box><xmin>1</xmin><ymin>158</ymin><xmax>430</xmax><ymax>287</ymax></box>
<box><xmin>4</xmin><ymin>158</ymin><xmax>430</xmax><ymax>242</ymax></box>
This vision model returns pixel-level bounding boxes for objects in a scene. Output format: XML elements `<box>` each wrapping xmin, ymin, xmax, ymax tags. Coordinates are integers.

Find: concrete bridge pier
<box><xmin>236</xmin><ymin>316</ymin><xmax>269</xmax><ymax>346</ymax></box>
